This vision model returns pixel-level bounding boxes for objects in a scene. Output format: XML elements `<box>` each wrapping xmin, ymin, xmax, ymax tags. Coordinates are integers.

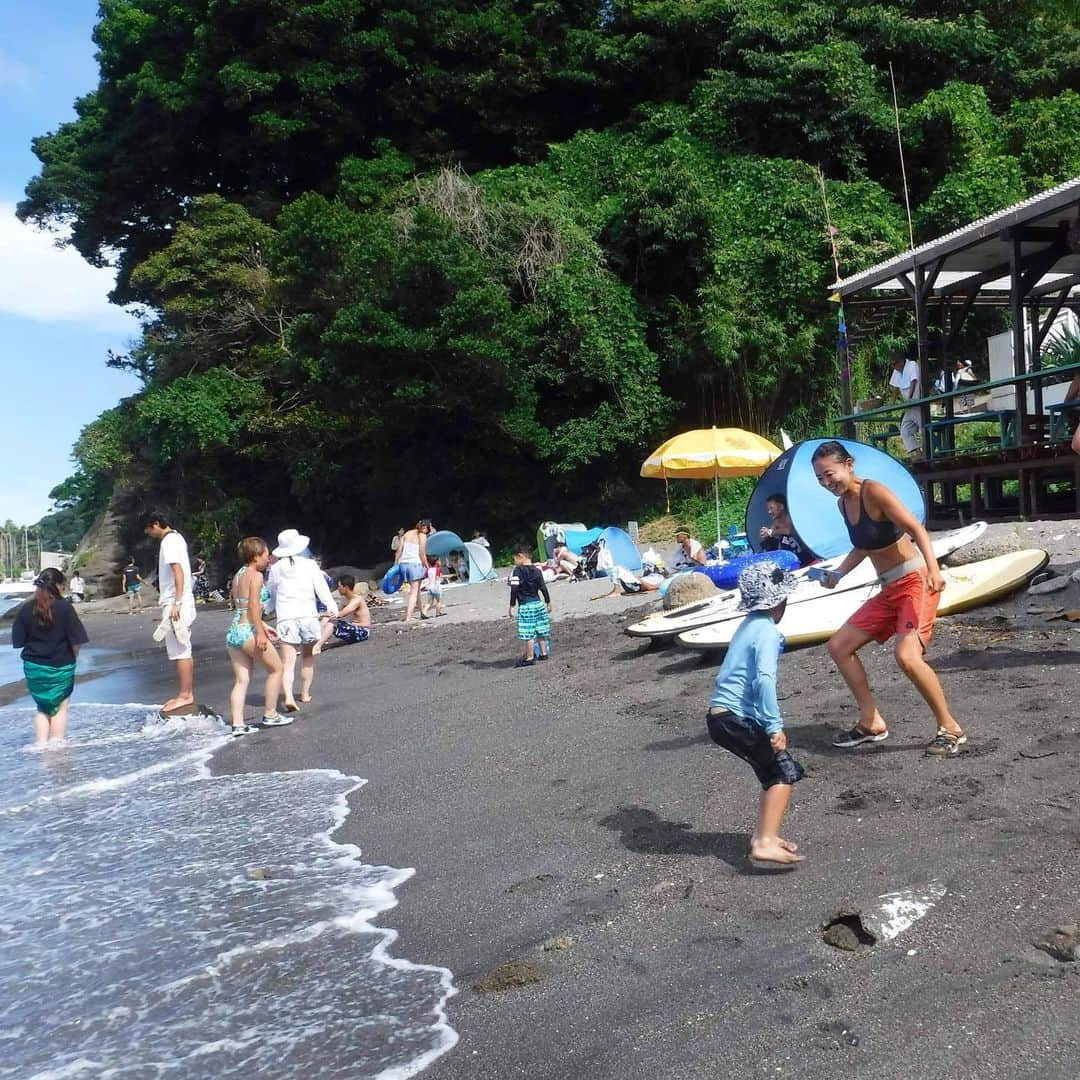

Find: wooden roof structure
<box><xmin>832</xmin><ymin>176</ymin><xmax>1080</xmax><ymax>431</ymax></box>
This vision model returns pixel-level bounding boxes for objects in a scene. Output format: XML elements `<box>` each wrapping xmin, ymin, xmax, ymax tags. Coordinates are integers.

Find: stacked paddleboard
<box><xmin>626</xmin><ymin>522</ymin><xmax>987</xmax><ymax>642</ymax></box>
<box><xmin>677</xmin><ymin>547</ymin><xmax>1049</xmax><ymax>652</ymax></box>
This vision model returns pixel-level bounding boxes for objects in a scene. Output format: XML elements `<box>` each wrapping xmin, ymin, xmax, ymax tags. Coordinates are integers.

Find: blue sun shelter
<box><xmin>561</xmin><ymin>526</ymin><xmax>642</xmax><ymax>572</ymax></box>
<box><xmin>745</xmin><ymin>438</ymin><xmax>924</xmax><ymax>560</ymax></box>
<box><xmin>425</xmin><ymin>530</ymin><xmax>497</xmax><ymax>583</ymax></box>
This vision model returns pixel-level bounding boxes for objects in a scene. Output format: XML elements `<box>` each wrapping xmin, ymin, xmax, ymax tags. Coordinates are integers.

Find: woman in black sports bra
<box><xmin>810</xmin><ymin>441</ymin><xmax>965</xmax><ymax>757</ymax></box>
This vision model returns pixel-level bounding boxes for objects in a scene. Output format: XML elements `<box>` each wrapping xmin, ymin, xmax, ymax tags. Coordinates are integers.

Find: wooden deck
<box><xmin>911</xmin><ymin>442</ymin><xmax>1080</xmax><ymax>526</ymax></box>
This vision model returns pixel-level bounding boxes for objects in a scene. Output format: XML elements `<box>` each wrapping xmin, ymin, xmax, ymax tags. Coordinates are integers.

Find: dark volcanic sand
<box><xmin>37</xmin><ymin>594</ymin><xmax>1080</xmax><ymax>1079</ymax></box>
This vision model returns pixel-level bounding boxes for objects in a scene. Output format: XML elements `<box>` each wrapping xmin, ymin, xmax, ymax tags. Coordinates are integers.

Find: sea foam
<box><xmin>0</xmin><ymin>703</ymin><xmax>457</xmax><ymax>1078</ymax></box>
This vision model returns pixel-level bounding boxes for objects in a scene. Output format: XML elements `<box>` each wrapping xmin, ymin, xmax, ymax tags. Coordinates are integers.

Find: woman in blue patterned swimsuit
<box><xmin>225</xmin><ymin>537</ymin><xmax>291</xmax><ymax>736</ymax></box>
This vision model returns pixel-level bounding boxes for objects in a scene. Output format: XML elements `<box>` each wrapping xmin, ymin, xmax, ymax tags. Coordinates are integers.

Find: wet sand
<box><xmin>15</xmin><ymin>527</ymin><xmax>1080</xmax><ymax>1080</ymax></box>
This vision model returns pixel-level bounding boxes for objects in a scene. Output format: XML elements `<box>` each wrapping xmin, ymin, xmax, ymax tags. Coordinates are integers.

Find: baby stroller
<box><xmin>573</xmin><ymin>540</ymin><xmax>599</xmax><ymax>580</ymax></box>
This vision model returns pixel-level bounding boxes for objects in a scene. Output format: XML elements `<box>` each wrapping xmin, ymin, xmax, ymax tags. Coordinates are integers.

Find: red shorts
<box><xmin>848</xmin><ymin>568</ymin><xmax>939</xmax><ymax>647</ymax></box>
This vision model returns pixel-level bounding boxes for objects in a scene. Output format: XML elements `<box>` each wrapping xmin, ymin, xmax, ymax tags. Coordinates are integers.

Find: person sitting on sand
<box><xmin>552</xmin><ymin>544</ymin><xmax>580</xmax><ymax>576</ymax></box>
<box><xmin>316</xmin><ymin>574</ymin><xmax>372</xmax><ymax>649</ymax></box>
<box><xmin>673</xmin><ymin>529</ymin><xmax>707</xmax><ymax>570</ymax></box>
<box><xmin>12</xmin><ymin>567</ymin><xmax>88</xmax><ymax>747</ymax></box>
<box><xmin>509</xmin><ymin>544</ymin><xmax>551</xmax><ymax>667</ymax></box>
<box><xmin>812</xmin><ymin>440</ymin><xmax>963</xmax><ymax>755</ymax></box>
<box><xmin>758</xmin><ymin>493</ymin><xmax>811</xmax><ymax>566</ymax></box>
<box><xmin>705</xmin><ymin>560</ymin><xmax>804</xmax><ymax>867</ymax></box>
<box><xmin>121</xmin><ymin>556</ymin><xmax>145</xmax><ymax>614</ymax></box>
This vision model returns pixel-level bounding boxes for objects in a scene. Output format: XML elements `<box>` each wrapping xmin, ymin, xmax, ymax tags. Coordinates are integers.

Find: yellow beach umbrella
<box><xmin>641</xmin><ymin>427</ymin><xmax>782</xmax><ymax>542</ymax></box>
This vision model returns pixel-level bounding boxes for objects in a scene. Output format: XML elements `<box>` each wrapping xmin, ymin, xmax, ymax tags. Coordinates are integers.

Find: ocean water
<box><xmin>0</xmin><ymin>703</ymin><xmax>458</xmax><ymax>1078</ymax></box>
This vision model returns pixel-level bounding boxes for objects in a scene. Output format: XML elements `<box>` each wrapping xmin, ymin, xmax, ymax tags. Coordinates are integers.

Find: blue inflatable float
<box><xmin>745</xmin><ymin>438</ymin><xmax>924</xmax><ymax>560</ymax></box>
<box><xmin>693</xmin><ymin>549</ymin><xmax>800</xmax><ymax>590</ymax></box>
<box><xmin>380</xmin><ymin>564</ymin><xmax>404</xmax><ymax>595</ymax></box>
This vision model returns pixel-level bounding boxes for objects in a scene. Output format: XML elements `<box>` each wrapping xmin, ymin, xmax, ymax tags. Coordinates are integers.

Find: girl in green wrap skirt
<box><xmin>11</xmin><ymin>568</ymin><xmax>88</xmax><ymax>746</ymax></box>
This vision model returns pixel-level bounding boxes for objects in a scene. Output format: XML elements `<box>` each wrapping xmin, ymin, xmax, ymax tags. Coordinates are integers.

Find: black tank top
<box><xmin>842</xmin><ymin>485</ymin><xmax>903</xmax><ymax>551</ymax></box>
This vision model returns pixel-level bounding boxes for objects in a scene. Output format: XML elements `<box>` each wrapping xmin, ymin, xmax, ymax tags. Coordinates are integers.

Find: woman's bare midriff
<box><xmin>865</xmin><ymin>535</ymin><xmax>921</xmax><ymax>576</ymax></box>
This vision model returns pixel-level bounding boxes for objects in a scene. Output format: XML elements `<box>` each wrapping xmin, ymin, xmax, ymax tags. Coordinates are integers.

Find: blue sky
<box><xmin>0</xmin><ymin>1</ymin><xmax>141</xmax><ymax>526</ymax></box>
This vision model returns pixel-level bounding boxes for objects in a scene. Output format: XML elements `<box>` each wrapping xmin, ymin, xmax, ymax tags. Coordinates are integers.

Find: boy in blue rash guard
<box><xmin>706</xmin><ymin>560</ymin><xmax>805</xmax><ymax>867</ymax></box>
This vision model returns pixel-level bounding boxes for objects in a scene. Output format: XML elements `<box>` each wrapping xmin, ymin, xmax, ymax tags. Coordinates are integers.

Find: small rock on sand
<box><xmin>1034</xmin><ymin>925</ymin><xmax>1080</xmax><ymax>962</ymax></box>
<box><xmin>542</xmin><ymin>935</ymin><xmax>574</xmax><ymax>952</ymax></box>
<box><xmin>473</xmin><ymin>960</ymin><xmax>543</xmax><ymax>993</ymax></box>
<box><xmin>1029</xmin><ymin>577</ymin><xmax>1070</xmax><ymax>595</ymax></box>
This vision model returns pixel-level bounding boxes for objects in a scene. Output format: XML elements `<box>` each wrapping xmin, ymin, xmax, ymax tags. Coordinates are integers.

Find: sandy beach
<box><xmin>8</xmin><ymin>519</ymin><xmax>1080</xmax><ymax>1079</ymax></box>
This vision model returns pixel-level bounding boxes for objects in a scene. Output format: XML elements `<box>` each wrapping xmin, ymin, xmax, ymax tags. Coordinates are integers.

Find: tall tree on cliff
<box><xmin>20</xmin><ymin>0</ymin><xmax>1080</xmax><ymax>556</ymax></box>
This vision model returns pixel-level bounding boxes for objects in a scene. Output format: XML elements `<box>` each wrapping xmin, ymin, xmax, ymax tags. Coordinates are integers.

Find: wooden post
<box><xmin>1029</xmin><ymin>300</ymin><xmax>1045</xmax><ymax>426</ymax></box>
<box><xmin>1009</xmin><ymin>233</ymin><xmax>1029</xmax><ymax>443</ymax></box>
<box><xmin>914</xmin><ymin>264</ymin><xmax>932</xmax><ymax>453</ymax></box>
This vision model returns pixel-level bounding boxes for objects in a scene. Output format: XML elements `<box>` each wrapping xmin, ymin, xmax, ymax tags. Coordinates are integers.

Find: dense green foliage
<box><xmin>21</xmin><ymin>0</ymin><xmax>1080</xmax><ymax>558</ymax></box>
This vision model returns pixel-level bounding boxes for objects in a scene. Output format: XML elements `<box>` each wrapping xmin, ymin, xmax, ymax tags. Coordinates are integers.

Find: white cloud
<box><xmin>0</xmin><ymin>204</ymin><xmax>141</xmax><ymax>332</ymax></box>
<box><xmin>0</xmin><ymin>49</ymin><xmax>33</xmax><ymax>92</ymax></box>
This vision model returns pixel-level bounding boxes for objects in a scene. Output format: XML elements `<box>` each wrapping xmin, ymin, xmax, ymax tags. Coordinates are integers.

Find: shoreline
<box><xmin>6</xmin><ymin>518</ymin><xmax>1080</xmax><ymax>1077</ymax></box>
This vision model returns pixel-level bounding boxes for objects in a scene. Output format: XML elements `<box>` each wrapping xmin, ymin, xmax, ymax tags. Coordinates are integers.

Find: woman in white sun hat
<box><xmin>267</xmin><ymin>528</ymin><xmax>338</xmax><ymax>711</ymax></box>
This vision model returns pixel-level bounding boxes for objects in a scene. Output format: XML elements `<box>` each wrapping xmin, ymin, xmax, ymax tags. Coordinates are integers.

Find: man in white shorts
<box><xmin>144</xmin><ymin>510</ymin><xmax>197</xmax><ymax>712</ymax></box>
<box><xmin>889</xmin><ymin>355</ymin><xmax>923</xmax><ymax>455</ymax></box>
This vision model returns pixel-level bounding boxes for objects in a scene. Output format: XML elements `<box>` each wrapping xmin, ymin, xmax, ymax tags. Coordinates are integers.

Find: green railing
<box><xmin>832</xmin><ymin>360</ymin><xmax>1080</xmax><ymax>426</ymax></box>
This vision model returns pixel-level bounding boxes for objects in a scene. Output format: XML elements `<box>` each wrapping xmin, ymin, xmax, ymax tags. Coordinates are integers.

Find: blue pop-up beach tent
<box><xmin>425</xmin><ymin>530</ymin><xmax>497</xmax><ymax>582</ymax></box>
<box><xmin>745</xmin><ymin>437</ymin><xmax>924</xmax><ymax>560</ymax></box>
<box><xmin>562</xmin><ymin>526</ymin><xmax>643</xmax><ymax>572</ymax></box>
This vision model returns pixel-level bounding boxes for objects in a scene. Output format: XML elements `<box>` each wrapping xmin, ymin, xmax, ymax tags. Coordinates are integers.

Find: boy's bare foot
<box><xmin>778</xmin><ymin>838</ymin><xmax>798</xmax><ymax>853</ymax></box>
<box><xmin>750</xmin><ymin>839</ymin><xmax>805</xmax><ymax>866</ymax></box>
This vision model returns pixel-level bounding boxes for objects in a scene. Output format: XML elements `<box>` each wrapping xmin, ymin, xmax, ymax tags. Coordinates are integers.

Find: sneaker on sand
<box><xmin>231</xmin><ymin>724</ymin><xmax>260</xmax><ymax>737</ymax></box>
<box><xmin>259</xmin><ymin>714</ymin><xmax>294</xmax><ymax>727</ymax></box>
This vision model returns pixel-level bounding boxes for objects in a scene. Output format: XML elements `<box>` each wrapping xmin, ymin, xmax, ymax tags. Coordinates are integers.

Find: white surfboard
<box><xmin>625</xmin><ymin>522</ymin><xmax>987</xmax><ymax>640</ymax></box>
<box><xmin>676</xmin><ymin>548</ymin><xmax>1049</xmax><ymax>652</ymax></box>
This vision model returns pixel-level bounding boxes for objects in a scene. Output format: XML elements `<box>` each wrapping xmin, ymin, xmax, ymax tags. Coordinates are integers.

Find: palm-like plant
<box><xmin>1042</xmin><ymin>325</ymin><xmax>1080</xmax><ymax>370</ymax></box>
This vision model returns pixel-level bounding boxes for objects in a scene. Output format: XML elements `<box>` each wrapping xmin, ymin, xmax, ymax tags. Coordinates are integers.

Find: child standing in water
<box><xmin>508</xmin><ymin>545</ymin><xmax>551</xmax><ymax>667</ymax></box>
<box><xmin>811</xmin><ymin>440</ymin><xmax>964</xmax><ymax>755</ymax></box>
<box><xmin>706</xmin><ymin>561</ymin><xmax>804</xmax><ymax>867</ymax></box>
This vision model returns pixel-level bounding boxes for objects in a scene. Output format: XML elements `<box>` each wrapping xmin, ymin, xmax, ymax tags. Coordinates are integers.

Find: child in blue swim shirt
<box><xmin>706</xmin><ymin>560</ymin><xmax>805</xmax><ymax>866</ymax></box>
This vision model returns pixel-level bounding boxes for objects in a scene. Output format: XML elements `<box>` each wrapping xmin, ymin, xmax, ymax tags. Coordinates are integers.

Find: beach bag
<box><xmin>381</xmin><ymin>564</ymin><xmax>404</xmax><ymax>594</ymax></box>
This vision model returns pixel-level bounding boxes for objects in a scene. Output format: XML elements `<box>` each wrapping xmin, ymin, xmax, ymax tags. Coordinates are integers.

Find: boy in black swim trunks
<box><xmin>705</xmin><ymin>560</ymin><xmax>804</xmax><ymax>866</ymax></box>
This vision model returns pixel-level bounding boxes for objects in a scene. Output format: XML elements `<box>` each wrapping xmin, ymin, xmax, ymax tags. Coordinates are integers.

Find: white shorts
<box><xmin>900</xmin><ymin>410</ymin><xmax>922</xmax><ymax>452</ymax></box>
<box><xmin>276</xmin><ymin>617</ymin><xmax>322</xmax><ymax>646</ymax></box>
<box><xmin>162</xmin><ymin>601</ymin><xmax>196</xmax><ymax>661</ymax></box>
